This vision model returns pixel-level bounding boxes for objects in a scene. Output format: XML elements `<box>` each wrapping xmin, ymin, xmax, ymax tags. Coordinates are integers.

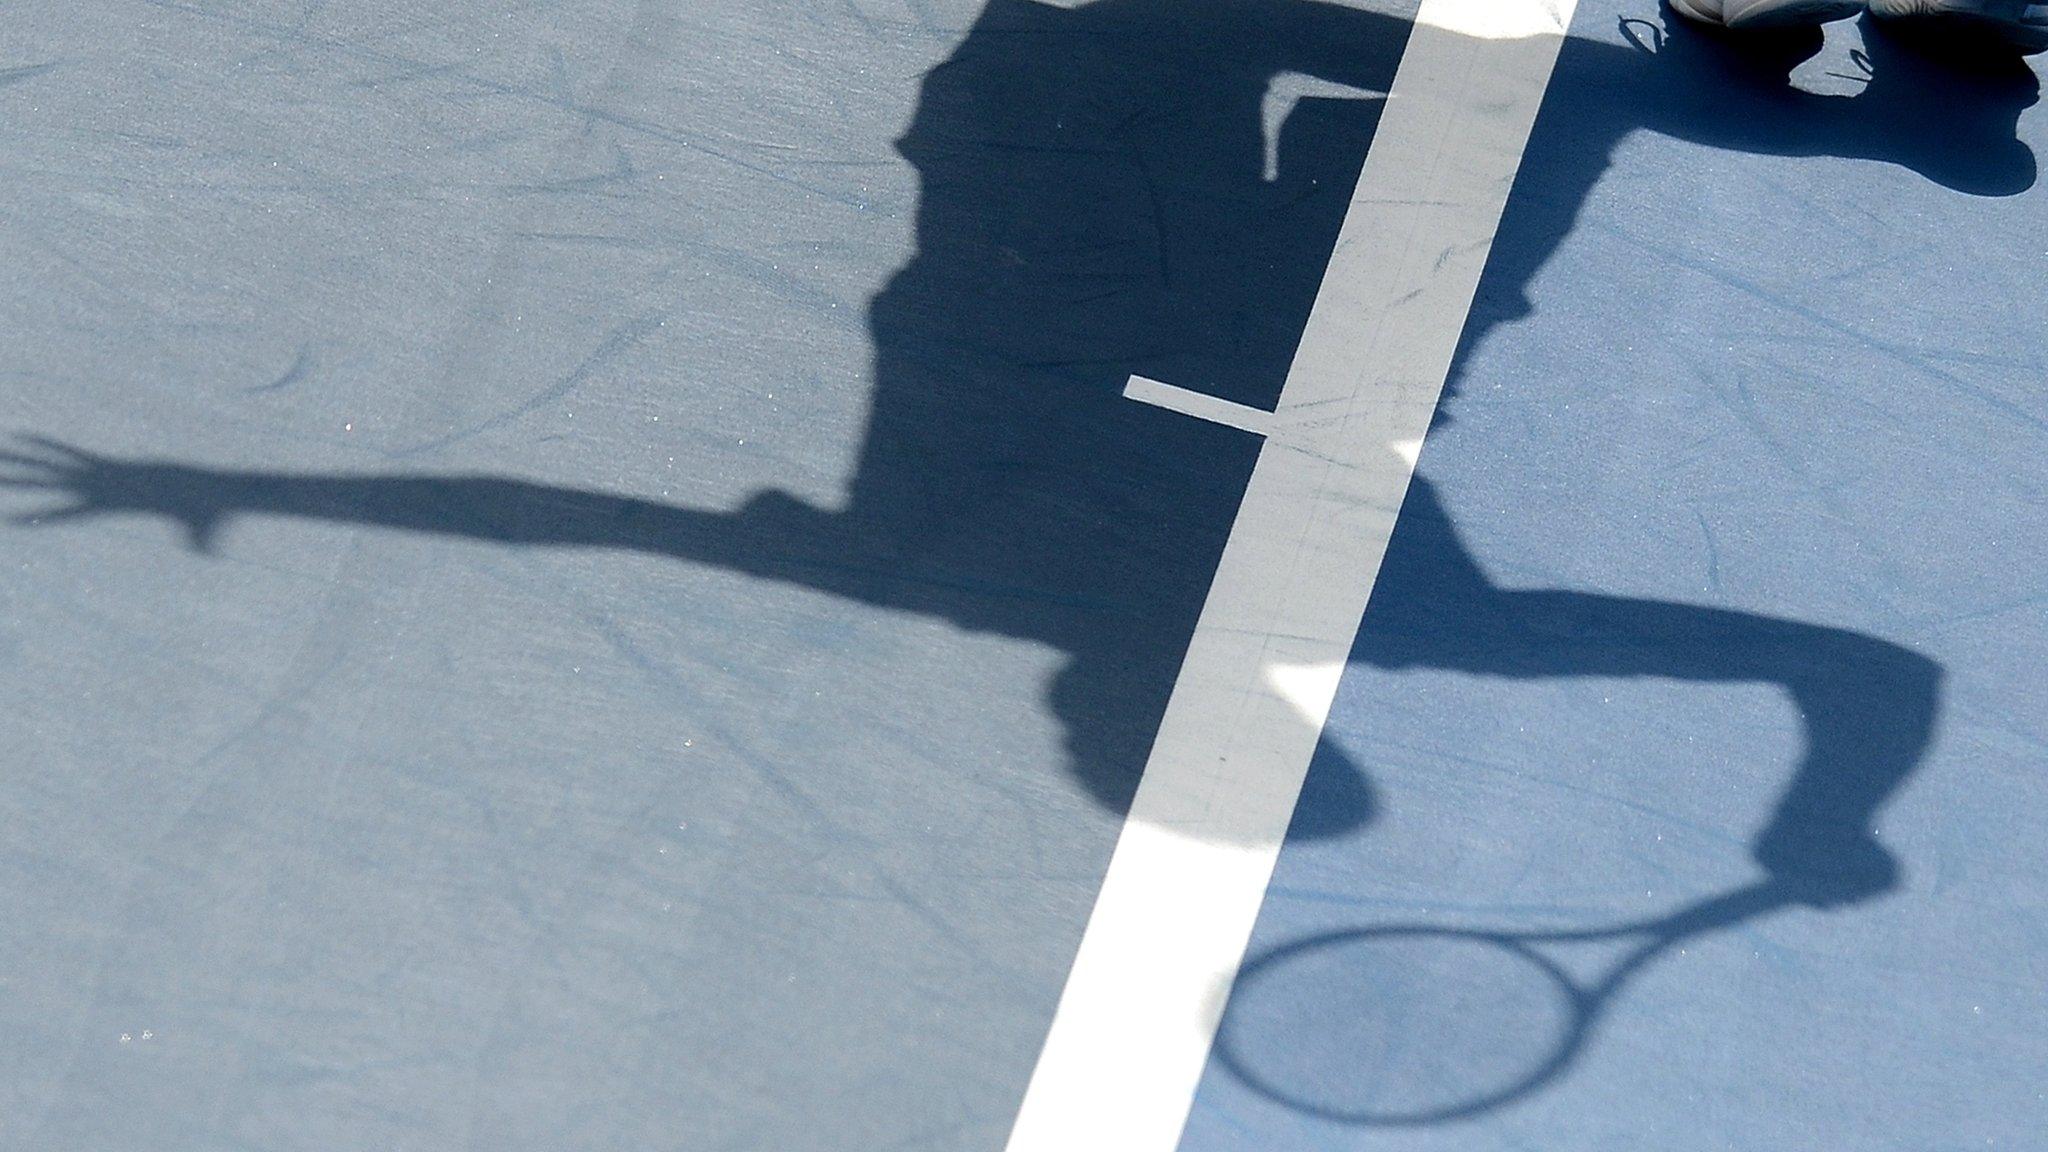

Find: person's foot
<box><xmin>1668</xmin><ymin>0</ymin><xmax>1867</xmax><ymax>28</ymax></box>
<box><xmin>1868</xmin><ymin>0</ymin><xmax>2048</xmax><ymax>53</ymax></box>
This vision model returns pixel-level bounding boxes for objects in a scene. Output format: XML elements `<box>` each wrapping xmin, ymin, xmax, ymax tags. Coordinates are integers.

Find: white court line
<box><xmin>1004</xmin><ymin>2</ymin><xmax>1579</xmax><ymax>1150</ymax></box>
<box><xmin>1261</xmin><ymin>74</ymin><xmax>1386</xmax><ymax>182</ymax></box>
<box><xmin>1123</xmin><ymin>376</ymin><xmax>1275</xmax><ymax>437</ymax></box>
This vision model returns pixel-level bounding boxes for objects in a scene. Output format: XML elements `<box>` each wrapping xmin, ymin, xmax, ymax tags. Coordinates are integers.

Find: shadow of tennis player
<box><xmin>7</xmin><ymin>0</ymin><xmax>2013</xmax><ymax>1118</ymax></box>
<box><xmin>0</xmin><ymin>0</ymin><xmax>2005</xmax><ymax>984</ymax></box>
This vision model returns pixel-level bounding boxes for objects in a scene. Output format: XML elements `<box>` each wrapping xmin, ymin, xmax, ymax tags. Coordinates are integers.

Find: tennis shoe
<box><xmin>1668</xmin><ymin>0</ymin><xmax>1867</xmax><ymax>26</ymax></box>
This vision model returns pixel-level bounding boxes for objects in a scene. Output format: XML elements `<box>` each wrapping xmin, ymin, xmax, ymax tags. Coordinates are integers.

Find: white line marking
<box><xmin>1261</xmin><ymin>73</ymin><xmax>1387</xmax><ymax>183</ymax></box>
<box><xmin>1123</xmin><ymin>376</ymin><xmax>1274</xmax><ymax>437</ymax></box>
<box><xmin>1003</xmin><ymin>3</ymin><xmax>1579</xmax><ymax>1149</ymax></box>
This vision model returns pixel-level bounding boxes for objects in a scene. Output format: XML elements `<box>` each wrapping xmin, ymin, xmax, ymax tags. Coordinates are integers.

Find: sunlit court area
<box><xmin>4</xmin><ymin>0</ymin><xmax>2045</xmax><ymax>1148</ymax></box>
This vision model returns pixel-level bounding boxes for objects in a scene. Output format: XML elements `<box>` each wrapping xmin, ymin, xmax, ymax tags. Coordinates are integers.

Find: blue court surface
<box><xmin>3</xmin><ymin>1</ymin><xmax>2044</xmax><ymax>1149</ymax></box>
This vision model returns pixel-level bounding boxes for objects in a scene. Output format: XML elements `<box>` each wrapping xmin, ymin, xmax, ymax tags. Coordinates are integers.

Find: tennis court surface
<box><xmin>4</xmin><ymin>1</ymin><xmax>2043</xmax><ymax>1149</ymax></box>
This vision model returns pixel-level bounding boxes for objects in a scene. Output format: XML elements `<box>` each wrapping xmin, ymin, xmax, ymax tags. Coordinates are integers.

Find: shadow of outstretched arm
<box><xmin>1</xmin><ymin>436</ymin><xmax>910</xmax><ymax>601</ymax></box>
<box><xmin>1</xmin><ymin>434</ymin><xmax>1385</xmax><ymax>836</ymax></box>
<box><xmin>1357</xmin><ymin>482</ymin><xmax>1942</xmax><ymax>906</ymax></box>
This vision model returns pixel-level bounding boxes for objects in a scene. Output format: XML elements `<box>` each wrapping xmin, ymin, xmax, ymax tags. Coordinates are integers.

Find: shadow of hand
<box><xmin>2</xmin><ymin>436</ymin><xmax>236</xmax><ymax>551</ymax></box>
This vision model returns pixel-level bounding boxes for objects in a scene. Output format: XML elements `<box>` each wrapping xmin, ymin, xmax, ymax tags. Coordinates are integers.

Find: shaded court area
<box><xmin>2</xmin><ymin>1</ymin><xmax>2044</xmax><ymax>1150</ymax></box>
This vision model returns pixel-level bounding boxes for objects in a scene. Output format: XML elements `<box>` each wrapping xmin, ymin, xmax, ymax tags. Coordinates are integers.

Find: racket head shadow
<box><xmin>1215</xmin><ymin>925</ymin><xmax>1591</xmax><ymax>1125</ymax></box>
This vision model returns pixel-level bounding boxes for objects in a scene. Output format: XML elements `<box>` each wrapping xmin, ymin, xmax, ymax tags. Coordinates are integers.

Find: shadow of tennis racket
<box><xmin>1214</xmin><ymin>881</ymin><xmax>1800</xmax><ymax>1125</ymax></box>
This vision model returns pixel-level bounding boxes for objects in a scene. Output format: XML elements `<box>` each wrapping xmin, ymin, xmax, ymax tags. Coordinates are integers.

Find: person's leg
<box><xmin>1669</xmin><ymin>0</ymin><xmax>1866</xmax><ymax>29</ymax></box>
<box><xmin>1868</xmin><ymin>0</ymin><xmax>2048</xmax><ymax>53</ymax></box>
